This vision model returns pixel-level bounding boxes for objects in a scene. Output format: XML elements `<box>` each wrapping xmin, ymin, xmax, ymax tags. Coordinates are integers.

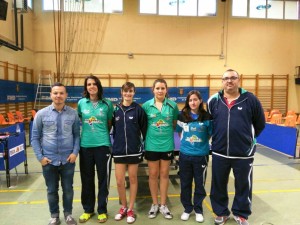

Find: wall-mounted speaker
<box><xmin>0</xmin><ymin>0</ymin><xmax>8</xmax><ymax>21</ymax></box>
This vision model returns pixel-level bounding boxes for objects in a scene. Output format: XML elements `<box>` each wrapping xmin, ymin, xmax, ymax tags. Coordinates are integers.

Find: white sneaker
<box><xmin>195</xmin><ymin>213</ymin><xmax>204</xmax><ymax>222</ymax></box>
<box><xmin>115</xmin><ymin>206</ymin><xmax>128</xmax><ymax>221</ymax></box>
<box><xmin>181</xmin><ymin>212</ymin><xmax>190</xmax><ymax>221</ymax></box>
<box><xmin>159</xmin><ymin>205</ymin><xmax>173</xmax><ymax>219</ymax></box>
<box><xmin>126</xmin><ymin>209</ymin><xmax>136</xmax><ymax>224</ymax></box>
<box><xmin>148</xmin><ymin>204</ymin><xmax>159</xmax><ymax>219</ymax></box>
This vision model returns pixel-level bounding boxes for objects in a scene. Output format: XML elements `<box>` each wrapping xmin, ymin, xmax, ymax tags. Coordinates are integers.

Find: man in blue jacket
<box><xmin>207</xmin><ymin>69</ymin><xmax>265</xmax><ymax>225</ymax></box>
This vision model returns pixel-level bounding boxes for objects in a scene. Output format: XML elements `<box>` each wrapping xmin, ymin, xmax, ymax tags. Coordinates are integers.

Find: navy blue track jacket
<box><xmin>112</xmin><ymin>102</ymin><xmax>147</xmax><ymax>158</ymax></box>
<box><xmin>207</xmin><ymin>88</ymin><xmax>265</xmax><ymax>158</ymax></box>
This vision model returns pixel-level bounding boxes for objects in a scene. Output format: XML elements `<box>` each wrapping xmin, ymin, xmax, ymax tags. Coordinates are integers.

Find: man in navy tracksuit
<box><xmin>207</xmin><ymin>69</ymin><xmax>265</xmax><ymax>225</ymax></box>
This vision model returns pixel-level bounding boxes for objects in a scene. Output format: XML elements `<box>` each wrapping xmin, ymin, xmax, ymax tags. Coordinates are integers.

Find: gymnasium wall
<box><xmin>0</xmin><ymin>0</ymin><xmax>299</xmax><ymax>112</ymax></box>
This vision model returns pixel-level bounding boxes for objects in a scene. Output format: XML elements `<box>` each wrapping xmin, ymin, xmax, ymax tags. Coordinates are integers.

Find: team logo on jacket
<box><xmin>153</xmin><ymin>119</ymin><xmax>168</xmax><ymax>128</ymax></box>
<box><xmin>129</xmin><ymin>116</ymin><xmax>133</xmax><ymax>120</ymax></box>
<box><xmin>115</xmin><ymin>116</ymin><xmax>120</xmax><ymax>121</ymax></box>
<box><xmin>86</xmin><ymin>116</ymin><xmax>101</xmax><ymax>126</ymax></box>
<box><xmin>190</xmin><ymin>127</ymin><xmax>197</xmax><ymax>132</ymax></box>
<box><xmin>87</xmin><ymin>116</ymin><xmax>97</xmax><ymax>125</ymax></box>
<box><xmin>238</xmin><ymin>107</ymin><xmax>243</xmax><ymax>110</ymax></box>
<box><xmin>185</xmin><ymin>135</ymin><xmax>202</xmax><ymax>145</ymax></box>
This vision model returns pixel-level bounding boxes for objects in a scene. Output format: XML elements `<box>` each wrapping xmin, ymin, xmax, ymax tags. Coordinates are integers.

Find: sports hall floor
<box><xmin>1</xmin><ymin>134</ymin><xmax>300</xmax><ymax>225</ymax></box>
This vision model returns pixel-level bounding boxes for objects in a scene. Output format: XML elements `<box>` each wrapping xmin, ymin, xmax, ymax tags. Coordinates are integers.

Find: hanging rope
<box><xmin>52</xmin><ymin>0</ymin><xmax>109</xmax><ymax>85</ymax></box>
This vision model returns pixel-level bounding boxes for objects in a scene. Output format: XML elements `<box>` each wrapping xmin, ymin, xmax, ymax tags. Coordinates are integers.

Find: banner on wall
<box><xmin>67</xmin><ymin>86</ymin><xmax>210</xmax><ymax>104</ymax></box>
<box><xmin>0</xmin><ymin>80</ymin><xmax>209</xmax><ymax>105</ymax></box>
<box><xmin>0</xmin><ymin>80</ymin><xmax>35</xmax><ymax>103</ymax></box>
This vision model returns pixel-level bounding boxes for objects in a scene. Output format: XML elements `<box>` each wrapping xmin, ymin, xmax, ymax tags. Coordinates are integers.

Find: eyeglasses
<box><xmin>222</xmin><ymin>76</ymin><xmax>239</xmax><ymax>81</ymax></box>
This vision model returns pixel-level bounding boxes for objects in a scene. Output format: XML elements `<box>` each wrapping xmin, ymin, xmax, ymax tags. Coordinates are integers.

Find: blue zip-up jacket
<box><xmin>176</xmin><ymin>111</ymin><xmax>212</xmax><ymax>157</ymax></box>
<box><xmin>207</xmin><ymin>88</ymin><xmax>265</xmax><ymax>158</ymax></box>
<box><xmin>112</xmin><ymin>102</ymin><xmax>147</xmax><ymax>158</ymax></box>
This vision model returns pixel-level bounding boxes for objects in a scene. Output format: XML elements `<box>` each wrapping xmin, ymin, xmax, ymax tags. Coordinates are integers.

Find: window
<box><xmin>232</xmin><ymin>0</ymin><xmax>247</xmax><ymax>17</ymax></box>
<box><xmin>43</xmin><ymin>0</ymin><xmax>61</xmax><ymax>11</ymax></box>
<box><xmin>27</xmin><ymin>0</ymin><xmax>33</xmax><ymax>9</ymax></box>
<box><xmin>267</xmin><ymin>0</ymin><xmax>283</xmax><ymax>19</ymax></box>
<box><xmin>232</xmin><ymin>0</ymin><xmax>300</xmax><ymax>20</ymax></box>
<box><xmin>285</xmin><ymin>0</ymin><xmax>299</xmax><ymax>20</ymax></box>
<box><xmin>42</xmin><ymin>0</ymin><xmax>123</xmax><ymax>13</ymax></box>
<box><xmin>249</xmin><ymin>0</ymin><xmax>267</xmax><ymax>19</ymax></box>
<box><xmin>140</xmin><ymin>0</ymin><xmax>217</xmax><ymax>17</ymax></box>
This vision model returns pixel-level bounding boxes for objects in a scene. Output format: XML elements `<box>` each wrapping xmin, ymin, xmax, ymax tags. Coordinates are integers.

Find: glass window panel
<box><xmin>43</xmin><ymin>0</ymin><xmax>61</xmax><ymax>11</ymax></box>
<box><xmin>28</xmin><ymin>0</ymin><xmax>32</xmax><ymax>9</ymax></box>
<box><xmin>250</xmin><ymin>0</ymin><xmax>267</xmax><ymax>18</ymax></box>
<box><xmin>159</xmin><ymin>0</ymin><xmax>177</xmax><ymax>16</ymax></box>
<box><xmin>179</xmin><ymin>0</ymin><xmax>197</xmax><ymax>16</ymax></box>
<box><xmin>84</xmin><ymin>0</ymin><xmax>103</xmax><ymax>13</ymax></box>
<box><xmin>232</xmin><ymin>0</ymin><xmax>247</xmax><ymax>17</ymax></box>
<box><xmin>267</xmin><ymin>0</ymin><xmax>283</xmax><ymax>19</ymax></box>
<box><xmin>64</xmin><ymin>0</ymin><xmax>83</xmax><ymax>12</ymax></box>
<box><xmin>140</xmin><ymin>0</ymin><xmax>157</xmax><ymax>14</ymax></box>
<box><xmin>285</xmin><ymin>0</ymin><xmax>299</xmax><ymax>20</ymax></box>
<box><xmin>104</xmin><ymin>0</ymin><xmax>123</xmax><ymax>13</ymax></box>
<box><xmin>198</xmin><ymin>0</ymin><xmax>216</xmax><ymax>16</ymax></box>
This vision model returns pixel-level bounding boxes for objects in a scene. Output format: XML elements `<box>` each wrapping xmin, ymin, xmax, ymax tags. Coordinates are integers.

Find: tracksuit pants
<box><xmin>210</xmin><ymin>154</ymin><xmax>254</xmax><ymax>219</ymax></box>
<box><xmin>179</xmin><ymin>152</ymin><xmax>208</xmax><ymax>214</ymax></box>
<box><xmin>79</xmin><ymin>146</ymin><xmax>112</xmax><ymax>214</ymax></box>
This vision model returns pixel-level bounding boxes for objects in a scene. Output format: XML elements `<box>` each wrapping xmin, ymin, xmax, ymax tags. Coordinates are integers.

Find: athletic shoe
<box><xmin>65</xmin><ymin>215</ymin><xmax>77</xmax><ymax>225</ymax></box>
<box><xmin>126</xmin><ymin>209</ymin><xmax>136</xmax><ymax>224</ymax></box>
<box><xmin>195</xmin><ymin>213</ymin><xmax>204</xmax><ymax>223</ymax></box>
<box><xmin>79</xmin><ymin>213</ymin><xmax>94</xmax><ymax>223</ymax></box>
<box><xmin>233</xmin><ymin>215</ymin><xmax>249</xmax><ymax>225</ymax></box>
<box><xmin>98</xmin><ymin>213</ymin><xmax>108</xmax><ymax>223</ymax></box>
<box><xmin>214</xmin><ymin>215</ymin><xmax>230</xmax><ymax>225</ymax></box>
<box><xmin>148</xmin><ymin>204</ymin><xmax>159</xmax><ymax>219</ymax></box>
<box><xmin>48</xmin><ymin>217</ymin><xmax>61</xmax><ymax>225</ymax></box>
<box><xmin>159</xmin><ymin>205</ymin><xmax>173</xmax><ymax>219</ymax></box>
<box><xmin>115</xmin><ymin>206</ymin><xmax>127</xmax><ymax>221</ymax></box>
<box><xmin>181</xmin><ymin>212</ymin><xmax>190</xmax><ymax>221</ymax></box>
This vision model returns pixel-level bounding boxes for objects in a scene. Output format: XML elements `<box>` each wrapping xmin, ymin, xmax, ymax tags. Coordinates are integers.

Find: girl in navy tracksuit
<box><xmin>176</xmin><ymin>90</ymin><xmax>212</xmax><ymax>222</ymax></box>
<box><xmin>112</xmin><ymin>82</ymin><xmax>147</xmax><ymax>224</ymax></box>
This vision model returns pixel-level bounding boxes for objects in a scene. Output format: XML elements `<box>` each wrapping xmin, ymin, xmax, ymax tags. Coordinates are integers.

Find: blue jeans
<box><xmin>179</xmin><ymin>153</ymin><xmax>208</xmax><ymax>214</ymax></box>
<box><xmin>42</xmin><ymin>162</ymin><xmax>75</xmax><ymax>218</ymax></box>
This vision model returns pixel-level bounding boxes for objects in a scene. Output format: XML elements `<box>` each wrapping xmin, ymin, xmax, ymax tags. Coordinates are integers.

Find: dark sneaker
<box><xmin>148</xmin><ymin>204</ymin><xmax>159</xmax><ymax>219</ymax></box>
<box><xmin>214</xmin><ymin>215</ymin><xmax>230</xmax><ymax>225</ymax></box>
<box><xmin>159</xmin><ymin>205</ymin><xmax>173</xmax><ymax>219</ymax></box>
<box><xmin>115</xmin><ymin>206</ymin><xmax>128</xmax><ymax>221</ymax></box>
<box><xmin>65</xmin><ymin>215</ymin><xmax>77</xmax><ymax>225</ymax></box>
<box><xmin>233</xmin><ymin>215</ymin><xmax>249</xmax><ymax>225</ymax></box>
<box><xmin>48</xmin><ymin>217</ymin><xmax>61</xmax><ymax>225</ymax></box>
